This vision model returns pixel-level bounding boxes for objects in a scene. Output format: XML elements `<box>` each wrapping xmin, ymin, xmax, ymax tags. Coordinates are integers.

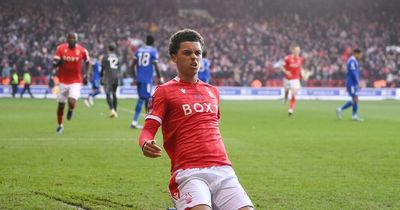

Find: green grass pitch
<box><xmin>0</xmin><ymin>98</ymin><xmax>399</xmax><ymax>209</ymax></box>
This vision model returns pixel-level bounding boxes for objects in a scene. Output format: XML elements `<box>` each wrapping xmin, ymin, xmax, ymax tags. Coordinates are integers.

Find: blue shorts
<box><xmin>137</xmin><ymin>82</ymin><xmax>152</xmax><ymax>99</ymax></box>
<box><xmin>347</xmin><ymin>85</ymin><xmax>359</xmax><ymax>97</ymax></box>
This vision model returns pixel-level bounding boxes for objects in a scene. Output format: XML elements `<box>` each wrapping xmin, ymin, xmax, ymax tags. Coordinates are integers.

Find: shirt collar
<box><xmin>174</xmin><ymin>76</ymin><xmax>200</xmax><ymax>83</ymax></box>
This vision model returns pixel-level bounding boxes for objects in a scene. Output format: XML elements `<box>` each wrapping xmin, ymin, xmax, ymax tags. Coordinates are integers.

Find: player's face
<box><xmin>355</xmin><ymin>52</ymin><xmax>362</xmax><ymax>60</ymax></box>
<box><xmin>171</xmin><ymin>41</ymin><xmax>202</xmax><ymax>80</ymax></box>
<box><xmin>67</xmin><ymin>34</ymin><xmax>77</xmax><ymax>48</ymax></box>
<box><xmin>292</xmin><ymin>46</ymin><xmax>300</xmax><ymax>56</ymax></box>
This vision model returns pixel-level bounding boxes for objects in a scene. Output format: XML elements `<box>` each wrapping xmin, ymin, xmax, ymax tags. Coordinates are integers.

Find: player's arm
<box><xmin>100</xmin><ymin>64</ymin><xmax>104</xmax><ymax>79</ymax></box>
<box><xmin>53</xmin><ymin>46</ymin><xmax>63</xmax><ymax>71</ymax></box>
<box><xmin>153</xmin><ymin>61</ymin><xmax>164</xmax><ymax>84</ymax></box>
<box><xmin>354</xmin><ymin>71</ymin><xmax>359</xmax><ymax>86</ymax></box>
<box><xmin>152</xmin><ymin>51</ymin><xmax>164</xmax><ymax>84</ymax></box>
<box><xmin>216</xmin><ymin>88</ymin><xmax>221</xmax><ymax>122</ymax></box>
<box><xmin>53</xmin><ymin>58</ymin><xmax>63</xmax><ymax>68</ymax></box>
<box><xmin>128</xmin><ymin>48</ymin><xmax>137</xmax><ymax>79</ymax></box>
<box><xmin>82</xmin><ymin>60</ymin><xmax>90</xmax><ymax>85</ymax></box>
<box><xmin>354</xmin><ymin>65</ymin><xmax>359</xmax><ymax>86</ymax></box>
<box><xmin>349</xmin><ymin>61</ymin><xmax>359</xmax><ymax>85</ymax></box>
<box><xmin>300</xmin><ymin>58</ymin><xmax>304</xmax><ymax>80</ymax></box>
<box><xmin>138</xmin><ymin>86</ymin><xmax>166</xmax><ymax>158</ymax></box>
<box><xmin>100</xmin><ymin>56</ymin><xmax>105</xmax><ymax>83</ymax></box>
<box><xmin>99</xmin><ymin>55</ymin><xmax>104</xmax><ymax>76</ymax></box>
<box><xmin>131</xmin><ymin>59</ymin><xmax>137</xmax><ymax>79</ymax></box>
<box><xmin>280</xmin><ymin>58</ymin><xmax>292</xmax><ymax>77</ymax></box>
<box><xmin>52</xmin><ymin>59</ymin><xmax>62</xmax><ymax>76</ymax></box>
<box><xmin>85</xmin><ymin>60</ymin><xmax>91</xmax><ymax>77</ymax></box>
<box><xmin>139</xmin><ymin>119</ymin><xmax>162</xmax><ymax>158</ymax></box>
<box><xmin>128</xmin><ymin>46</ymin><xmax>135</xmax><ymax>61</ymax></box>
<box><xmin>82</xmin><ymin>49</ymin><xmax>91</xmax><ymax>84</ymax></box>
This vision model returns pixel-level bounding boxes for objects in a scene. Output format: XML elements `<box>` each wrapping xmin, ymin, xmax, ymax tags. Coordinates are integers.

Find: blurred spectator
<box><xmin>10</xmin><ymin>69</ymin><xmax>19</xmax><ymax>98</ymax></box>
<box><xmin>20</xmin><ymin>69</ymin><xmax>34</xmax><ymax>98</ymax></box>
<box><xmin>0</xmin><ymin>0</ymin><xmax>399</xmax><ymax>87</ymax></box>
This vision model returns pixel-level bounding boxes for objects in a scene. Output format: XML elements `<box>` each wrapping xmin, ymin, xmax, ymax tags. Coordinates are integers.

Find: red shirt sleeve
<box><xmin>145</xmin><ymin>86</ymin><xmax>167</xmax><ymax>124</ymax></box>
<box><xmin>138</xmin><ymin>119</ymin><xmax>160</xmax><ymax>148</ymax></box>
<box><xmin>283</xmin><ymin>56</ymin><xmax>289</xmax><ymax>70</ymax></box>
<box><xmin>54</xmin><ymin>45</ymin><xmax>62</xmax><ymax>60</ymax></box>
<box><xmin>82</xmin><ymin>48</ymin><xmax>89</xmax><ymax>61</ymax></box>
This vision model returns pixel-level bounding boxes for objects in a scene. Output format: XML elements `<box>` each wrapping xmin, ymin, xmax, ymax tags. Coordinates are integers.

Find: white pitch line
<box><xmin>98</xmin><ymin>104</ymin><xmax>145</xmax><ymax>118</ymax></box>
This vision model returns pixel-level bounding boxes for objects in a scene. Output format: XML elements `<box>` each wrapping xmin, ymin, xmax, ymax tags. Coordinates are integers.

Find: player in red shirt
<box><xmin>53</xmin><ymin>32</ymin><xmax>90</xmax><ymax>133</ymax></box>
<box><xmin>280</xmin><ymin>43</ymin><xmax>304</xmax><ymax>115</ymax></box>
<box><xmin>138</xmin><ymin>29</ymin><xmax>253</xmax><ymax>210</ymax></box>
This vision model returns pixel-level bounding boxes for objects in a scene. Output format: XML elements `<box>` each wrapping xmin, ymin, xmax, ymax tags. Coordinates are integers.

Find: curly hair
<box><xmin>168</xmin><ymin>29</ymin><xmax>205</xmax><ymax>55</ymax></box>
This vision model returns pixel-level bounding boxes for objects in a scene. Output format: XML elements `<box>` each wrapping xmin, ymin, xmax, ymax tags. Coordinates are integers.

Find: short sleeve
<box><xmin>145</xmin><ymin>86</ymin><xmax>167</xmax><ymax>124</ymax></box>
<box><xmin>153</xmin><ymin>49</ymin><xmax>159</xmax><ymax>62</ymax></box>
<box><xmin>351</xmin><ymin>61</ymin><xmax>357</xmax><ymax>71</ymax></box>
<box><xmin>283</xmin><ymin>56</ymin><xmax>290</xmax><ymax>68</ymax></box>
<box><xmin>348</xmin><ymin>60</ymin><xmax>356</xmax><ymax>71</ymax></box>
<box><xmin>83</xmin><ymin>48</ymin><xmax>90</xmax><ymax>61</ymax></box>
<box><xmin>53</xmin><ymin>45</ymin><xmax>62</xmax><ymax>60</ymax></box>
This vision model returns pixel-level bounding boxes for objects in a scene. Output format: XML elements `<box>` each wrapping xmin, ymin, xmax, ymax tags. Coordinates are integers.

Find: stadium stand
<box><xmin>0</xmin><ymin>0</ymin><xmax>399</xmax><ymax>87</ymax></box>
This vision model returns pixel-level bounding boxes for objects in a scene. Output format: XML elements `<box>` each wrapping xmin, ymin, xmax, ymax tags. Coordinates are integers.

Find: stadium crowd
<box><xmin>1</xmin><ymin>0</ymin><xmax>399</xmax><ymax>87</ymax></box>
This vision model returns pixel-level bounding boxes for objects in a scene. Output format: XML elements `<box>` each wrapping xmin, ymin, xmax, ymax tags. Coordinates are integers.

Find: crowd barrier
<box><xmin>0</xmin><ymin>85</ymin><xmax>398</xmax><ymax>100</ymax></box>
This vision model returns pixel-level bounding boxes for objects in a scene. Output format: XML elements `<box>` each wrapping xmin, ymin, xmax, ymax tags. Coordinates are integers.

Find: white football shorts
<box><xmin>57</xmin><ymin>83</ymin><xmax>81</xmax><ymax>103</ymax></box>
<box><xmin>169</xmin><ymin>165</ymin><xmax>254</xmax><ymax>210</ymax></box>
<box><xmin>284</xmin><ymin>78</ymin><xmax>301</xmax><ymax>89</ymax></box>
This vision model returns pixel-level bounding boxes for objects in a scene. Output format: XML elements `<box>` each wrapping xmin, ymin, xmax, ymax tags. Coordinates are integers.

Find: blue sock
<box><xmin>340</xmin><ymin>101</ymin><xmax>352</xmax><ymax>111</ymax></box>
<box><xmin>352</xmin><ymin>102</ymin><xmax>358</xmax><ymax>116</ymax></box>
<box><xmin>88</xmin><ymin>90</ymin><xmax>100</xmax><ymax>98</ymax></box>
<box><xmin>133</xmin><ymin>99</ymin><xmax>144</xmax><ymax>122</ymax></box>
<box><xmin>92</xmin><ymin>90</ymin><xmax>100</xmax><ymax>97</ymax></box>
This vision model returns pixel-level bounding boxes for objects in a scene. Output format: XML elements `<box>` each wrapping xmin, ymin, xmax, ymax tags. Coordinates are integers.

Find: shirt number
<box><xmin>138</xmin><ymin>52</ymin><xmax>151</xmax><ymax>67</ymax></box>
<box><xmin>108</xmin><ymin>55</ymin><xmax>119</xmax><ymax>69</ymax></box>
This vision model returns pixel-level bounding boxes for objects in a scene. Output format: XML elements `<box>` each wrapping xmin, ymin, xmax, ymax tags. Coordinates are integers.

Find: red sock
<box><xmin>57</xmin><ymin>107</ymin><xmax>64</xmax><ymax>125</ymax></box>
<box><xmin>290</xmin><ymin>96</ymin><xmax>296</xmax><ymax>109</ymax></box>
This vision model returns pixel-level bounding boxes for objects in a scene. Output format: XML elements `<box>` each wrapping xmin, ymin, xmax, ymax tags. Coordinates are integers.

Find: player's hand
<box><xmin>82</xmin><ymin>74</ymin><xmax>88</xmax><ymax>85</ymax></box>
<box><xmin>159</xmin><ymin>77</ymin><xmax>165</xmax><ymax>84</ymax></box>
<box><xmin>53</xmin><ymin>59</ymin><xmax>63</xmax><ymax>67</ymax></box>
<box><xmin>142</xmin><ymin>140</ymin><xmax>162</xmax><ymax>158</ymax></box>
<box><xmin>51</xmin><ymin>69</ymin><xmax>57</xmax><ymax>76</ymax></box>
<box><xmin>284</xmin><ymin>71</ymin><xmax>292</xmax><ymax>77</ymax></box>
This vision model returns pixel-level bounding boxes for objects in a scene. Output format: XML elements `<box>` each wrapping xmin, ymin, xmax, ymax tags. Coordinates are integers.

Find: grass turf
<box><xmin>0</xmin><ymin>98</ymin><xmax>399</xmax><ymax>209</ymax></box>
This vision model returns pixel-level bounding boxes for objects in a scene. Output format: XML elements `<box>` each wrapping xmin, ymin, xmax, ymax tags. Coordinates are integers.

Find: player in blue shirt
<box><xmin>84</xmin><ymin>57</ymin><xmax>101</xmax><ymax>107</ymax></box>
<box><xmin>336</xmin><ymin>49</ymin><xmax>363</xmax><ymax>121</ymax></box>
<box><xmin>198</xmin><ymin>50</ymin><xmax>211</xmax><ymax>83</ymax></box>
<box><xmin>131</xmin><ymin>35</ymin><xmax>164</xmax><ymax>128</ymax></box>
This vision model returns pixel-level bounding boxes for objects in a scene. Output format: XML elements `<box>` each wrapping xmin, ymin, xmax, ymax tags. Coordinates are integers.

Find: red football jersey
<box><xmin>283</xmin><ymin>55</ymin><xmax>303</xmax><ymax>80</ymax></box>
<box><xmin>54</xmin><ymin>43</ymin><xmax>89</xmax><ymax>84</ymax></box>
<box><xmin>145</xmin><ymin>77</ymin><xmax>232</xmax><ymax>173</ymax></box>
